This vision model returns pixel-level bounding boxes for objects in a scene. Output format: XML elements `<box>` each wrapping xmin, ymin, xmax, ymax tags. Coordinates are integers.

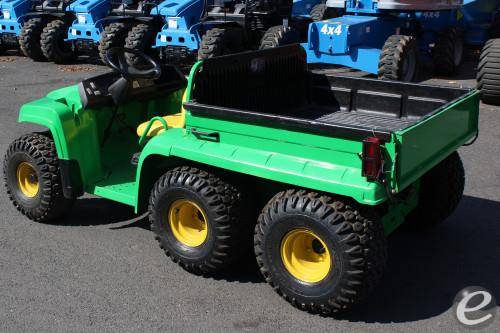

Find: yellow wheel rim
<box><xmin>280</xmin><ymin>229</ymin><xmax>332</xmax><ymax>283</ymax></box>
<box><xmin>16</xmin><ymin>162</ymin><xmax>39</xmax><ymax>198</ymax></box>
<box><xmin>168</xmin><ymin>199</ymin><xmax>208</xmax><ymax>247</ymax></box>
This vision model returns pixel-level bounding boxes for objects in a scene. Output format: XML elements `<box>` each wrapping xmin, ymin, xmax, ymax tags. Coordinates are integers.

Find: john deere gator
<box><xmin>3</xmin><ymin>46</ymin><xmax>479</xmax><ymax>314</ymax></box>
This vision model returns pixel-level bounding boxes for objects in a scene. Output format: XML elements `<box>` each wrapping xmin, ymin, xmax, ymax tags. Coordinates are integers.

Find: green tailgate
<box><xmin>391</xmin><ymin>90</ymin><xmax>480</xmax><ymax>192</ymax></box>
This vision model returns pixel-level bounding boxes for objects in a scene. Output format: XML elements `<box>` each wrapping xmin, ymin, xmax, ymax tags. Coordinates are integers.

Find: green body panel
<box><xmin>390</xmin><ymin>91</ymin><xmax>480</xmax><ymax>192</ymax></box>
<box><xmin>137</xmin><ymin>127</ymin><xmax>387</xmax><ymax>208</ymax></box>
<box><xmin>19</xmin><ymin>86</ymin><xmax>104</xmax><ymax>186</ymax></box>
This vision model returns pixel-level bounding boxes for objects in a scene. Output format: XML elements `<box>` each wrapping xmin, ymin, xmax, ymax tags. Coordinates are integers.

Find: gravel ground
<box><xmin>0</xmin><ymin>53</ymin><xmax>498</xmax><ymax>333</ymax></box>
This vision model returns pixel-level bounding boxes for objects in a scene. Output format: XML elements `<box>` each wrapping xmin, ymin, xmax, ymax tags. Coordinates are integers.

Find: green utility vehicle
<box><xmin>3</xmin><ymin>46</ymin><xmax>479</xmax><ymax>315</ymax></box>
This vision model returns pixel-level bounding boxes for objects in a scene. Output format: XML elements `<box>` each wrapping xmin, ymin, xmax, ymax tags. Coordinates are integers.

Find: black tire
<box><xmin>197</xmin><ymin>27</ymin><xmax>244</xmax><ymax>60</ymax></box>
<box><xmin>477</xmin><ymin>38</ymin><xmax>500</xmax><ymax>105</ymax></box>
<box><xmin>0</xmin><ymin>42</ymin><xmax>6</xmax><ymax>55</ymax></box>
<box><xmin>255</xmin><ymin>190</ymin><xmax>387</xmax><ymax>315</ymax></box>
<box><xmin>149</xmin><ymin>166</ymin><xmax>251</xmax><ymax>275</ymax></box>
<box><xmin>19</xmin><ymin>18</ymin><xmax>46</xmax><ymax>61</ymax></box>
<box><xmin>378</xmin><ymin>35</ymin><xmax>418</xmax><ymax>82</ymax></box>
<box><xmin>98</xmin><ymin>22</ymin><xmax>132</xmax><ymax>64</ymax></box>
<box><xmin>405</xmin><ymin>152</ymin><xmax>465</xmax><ymax>230</ymax></box>
<box><xmin>3</xmin><ymin>133</ymin><xmax>74</xmax><ymax>222</ymax></box>
<box><xmin>432</xmin><ymin>27</ymin><xmax>464</xmax><ymax>76</ymax></box>
<box><xmin>310</xmin><ymin>4</ymin><xmax>327</xmax><ymax>21</ymax></box>
<box><xmin>41</xmin><ymin>19</ymin><xmax>76</xmax><ymax>64</ymax></box>
<box><xmin>259</xmin><ymin>25</ymin><xmax>299</xmax><ymax>50</ymax></box>
<box><xmin>124</xmin><ymin>23</ymin><xmax>157</xmax><ymax>68</ymax></box>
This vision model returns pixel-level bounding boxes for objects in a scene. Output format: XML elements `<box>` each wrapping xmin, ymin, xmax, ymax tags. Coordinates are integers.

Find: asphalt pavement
<box><xmin>0</xmin><ymin>53</ymin><xmax>499</xmax><ymax>333</ymax></box>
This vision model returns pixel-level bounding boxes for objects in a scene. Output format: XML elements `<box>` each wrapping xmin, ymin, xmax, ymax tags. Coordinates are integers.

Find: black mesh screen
<box><xmin>192</xmin><ymin>45</ymin><xmax>309</xmax><ymax>114</ymax></box>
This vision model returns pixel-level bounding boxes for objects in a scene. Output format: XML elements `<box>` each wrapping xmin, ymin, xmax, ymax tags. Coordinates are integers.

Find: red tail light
<box><xmin>362</xmin><ymin>137</ymin><xmax>383</xmax><ymax>181</ymax></box>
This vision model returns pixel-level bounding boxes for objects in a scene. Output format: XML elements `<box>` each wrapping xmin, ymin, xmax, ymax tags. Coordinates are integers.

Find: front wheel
<box><xmin>3</xmin><ymin>133</ymin><xmax>74</xmax><ymax>222</ymax></box>
<box><xmin>255</xmin><ymin>190</ymin><xmax>387</xmax><ymax>315</ymax></box>
<box><xmin>378</xmin><ymin>35</ymin><xmax>418</xmax><ymax>82</ymax></box>
<box><xmin>41</xmin><ymin>19</ymin><xmax>76</xmax><ymax>64</ymax></box>
<box><xmin>149</xmin><ymin>166</ymin><xmax>252</xmax><ymax>275</ymax></box>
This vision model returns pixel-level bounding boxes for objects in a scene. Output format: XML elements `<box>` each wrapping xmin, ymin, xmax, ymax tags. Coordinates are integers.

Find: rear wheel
<box><xmin>197</xmin><ymin>27</ymin><xmax>244</xmax><ymax>60</ymax></box>
<box><xmin>98</xmin><ymin>22</ymin><xmax>132</xmax><ymax>64</ymax></box>
<box><xmin>255</xmin><ymin>190</ymin><xmax>387</xmax><ymax>315</ymax></box>
<box><xmin>259</xmin><ymin>25</ymin><xmax>298</xmax><ymax>50</ymax></box>
<box><xmin>405</xmin><ymin>152</ymin><xmax>465</xmax><ymax>230</ymax></box>
<box><xmin>433</xmin><ymin>27</ymin><xmax>463</xmax><ymax>76</ymax></box>
<box><xmin>124</xmin><ymin>23</ymin><xmax>157</xmax><ymax>68</ymax></box>
<box><xmin>41</xmin><ymin>19</ymin><xmax>76</xmax><ymax>64</ymax></box>
<box><xmin>378</xmin><ymin>35</ymin><xmax>418</xmax><ymax>82</ymax></box>
<box><xmin>19</xmin><ymin>18</ymin><xmax>46</xmax><ymax>61</ymax></box>
<box><xmin>3</xmin><ymin>133</ymin><xmax>74</xmax><ymax>222</ymax></box>
<box><xmin>149</xmin><ymin>166</ymin><xmax>251</xmax><ymax>274</ymax></box>
<box><xmin>477</xmin><ymin>38</ymin><xmax>500</xmax><ymax>105</ymax></box>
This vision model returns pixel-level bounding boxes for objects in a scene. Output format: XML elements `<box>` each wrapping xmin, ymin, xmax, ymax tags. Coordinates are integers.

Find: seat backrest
<box><xmin>192</xmin><ymin>45</ymin><xmax>309</xmax><ymax>115</ymax></box>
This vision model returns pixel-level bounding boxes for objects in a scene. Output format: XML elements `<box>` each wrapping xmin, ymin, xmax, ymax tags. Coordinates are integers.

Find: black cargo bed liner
<box><xmin>185</xmin><ymin>45</ymin><xmax>471</xmax><ymax>141</ymax></box>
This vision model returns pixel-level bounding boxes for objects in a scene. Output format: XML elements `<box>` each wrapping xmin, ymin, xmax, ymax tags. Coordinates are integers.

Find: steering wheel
<box><xmin>105</xmin><ymin>47</ymin><xmax>162</xmax><ymax>81</ymax></box>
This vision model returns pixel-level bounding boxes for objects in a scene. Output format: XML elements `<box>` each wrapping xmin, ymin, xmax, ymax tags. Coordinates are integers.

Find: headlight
<box><xmin>77</xmin><ymin>14</ymin><xmax>86</xmax><ymax>24</ymax></box>
<box><xmin>167</xmin><ymin>19</ymin><xmax>178</xmax><ymax>29</ymax></box>
<box><xmin>3</xmin><ymin>10</ymin><xmax>10</xmax><ymax>20</ymax></box>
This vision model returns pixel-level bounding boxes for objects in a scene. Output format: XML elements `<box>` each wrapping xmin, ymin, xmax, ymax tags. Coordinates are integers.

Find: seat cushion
<box><xmin>136</xmin><ymin>91</ymin><xmax>187</xmax><ymax>138</ymax></box>
<box><xmin>136</xmin><ymin>112</ymin><xmax>186</xmax><ymax>137</ymax></box>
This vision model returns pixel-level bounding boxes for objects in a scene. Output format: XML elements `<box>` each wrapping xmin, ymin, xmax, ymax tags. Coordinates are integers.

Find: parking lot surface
<box><xmin>0</xmin><ymin>54</ymin><xmax>498</xmax><ymax>332</ymax></box>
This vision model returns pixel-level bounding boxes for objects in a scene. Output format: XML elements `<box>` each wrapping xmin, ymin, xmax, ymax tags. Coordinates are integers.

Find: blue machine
<box><xmin>302</xmin><ymin>0</ymin><xmax>478</xmax><ymax>81</ymax></box>
<box><xmin>128</xmin><ymin>0</ymin><xmax>323</xmax><ymax>64</ymax></box>
<box><xmin>0</xmin><ymin>0</ymin><xmax>33</xmax><ymax>53</ymax></box>
<box><xmin>64</xmin><ymin>0</ymin><xmax>165</xmax><ymax>62</ymax></box>
<box><xmin>151</xmin><ymin>0</ymin><xmax>203</xmax><ymax>60</ymax></box>
<box><xmin>65</xmin><ymin>0</ymin><xmax>109</xmax><ymax>49</ymax></box>
<box><xmin>0</xmin><ymin>0</ymin><xmax>75</xmax><ymax>59</ymax></box>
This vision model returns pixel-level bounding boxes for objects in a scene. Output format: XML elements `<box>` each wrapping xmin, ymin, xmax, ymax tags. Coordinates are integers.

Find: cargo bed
<box><xmin>183</xmin><ymin>46</ymin><xmax>479</xmax><ymax>194</ymax></box>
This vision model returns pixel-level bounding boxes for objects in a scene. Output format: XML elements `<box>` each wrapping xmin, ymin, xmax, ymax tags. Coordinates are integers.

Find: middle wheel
<box><xmin>149</xmin><ymin>166</ymin><xmax>249</xmax><ymax>274</ymax></box>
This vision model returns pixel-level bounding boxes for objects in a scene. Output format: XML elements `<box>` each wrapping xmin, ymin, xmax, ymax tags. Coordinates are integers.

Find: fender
<box><xmin>18</xmin><ymin>85</ymin><xmax>104</xmax><ymax>187</ymax></box>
